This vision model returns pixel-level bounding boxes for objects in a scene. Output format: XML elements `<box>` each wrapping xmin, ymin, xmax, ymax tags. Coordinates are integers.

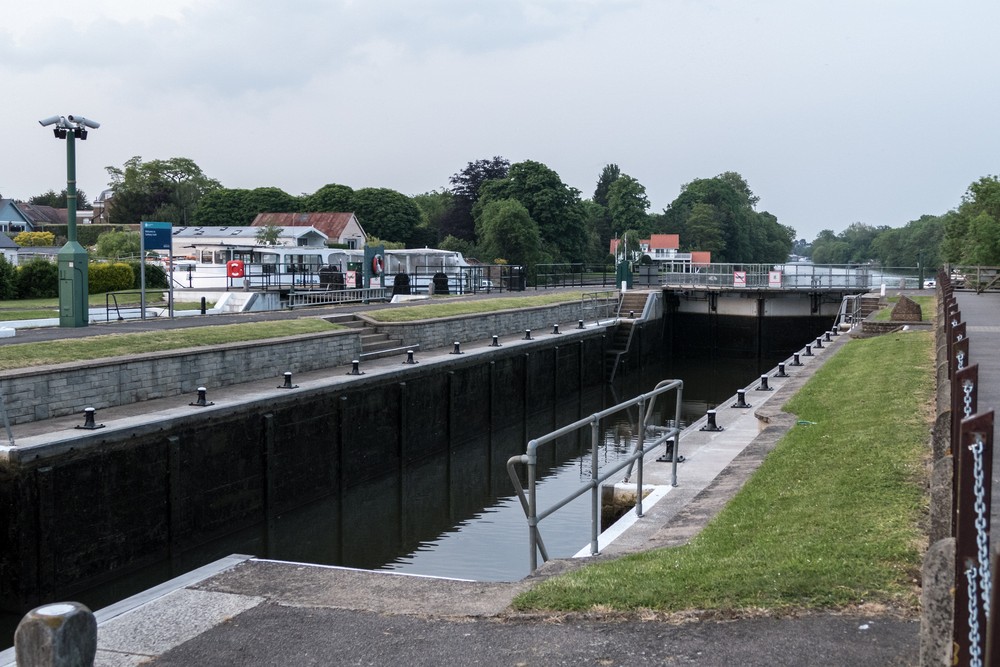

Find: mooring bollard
<box><xmin>403</xmin><ymin>350</ymin><xmax>417</xmax><ymax>365</ymax></box>
<box><xmin>774</xmin><ymin>362</ymin><xmax>788</xmax><ymax>378</ymax></box>
<box><xmin>803</xmin><ymin>344</ymin><xmax>813</xmax><ymax>357</ymax></box>
<box><xmin>814</xmin><ymin>337</ymin><xmax>824</xmax><ymax>349</ymax></box>
<box><xmin>524</xmin><ymin>329</ymin><xmax>532</xmax><ymax>340</ymax></box>
<box><xmin>757</xmin><ymin>374</ymin><xmax>772</xmax><ymax>391</ymax></box>
<box><xmin>629</xmin><ymin>310</ymin><xmax>635</xmax><ymax>318</ymax></box>
<box><xmin>490</xmin><ymin>335</ymin><xmax>501</xmax><ymax>347</ymax></box>
<box><xmin>790</xmin><ymin>353</ymin><xmax>802</xmax><ymax>367</ymax></box>
<box><xmin>15</xmin><ymin>601</ymin><xmax>97</xmax><ymax>667</ymax></box>
<box><xmin>75</xmin><ymin>407</ymin><xmax>104</xmax><ymax>430</ymax></box>
<box><xmin>732</xmin><ymin>389</ymin><xmax>752</xmax><ymax>409</ymax></box>
<box><xmin>578</xmin><ymin>319</ymin><xmax>584</xmax><ymax>330</ymax></box>
<box><xmin>824</xmin><ymin>331</ymin><xmax>832</xmax><ymax>342</ymax></box>
<box><xmin>657</xmin><ymin>436</ymin><xmax>679</xmax><ymax>462</ymax></box>
<box><xmin>699</xmin><ymin>409</ymin><xmax>724</xmax><ymax>432</ymax></box>
<box><xmin>190</xmin><ymin>387</ymin><xmax>214</xmax><ymax>407</ymax></box>
<box><xmin>451</xmin><ymin>341</ymin><xmax>463</xmax><ymax>354</ymax></box>
<box><xmin>830</xmin><ymin>328</ymin><xmax>839</xmax><ymax>337</ymax></box>
<box><xmin>200</xmin><ymin>296</ymin><xmax>207</xmax><ymax>315</ymax></box>
<box><xmin>552</xmin><ymin>324</ymin><xmax>560</xmax><ymax>335</ymax></box>
<box><xmin>347</xmin><ymin>360</ymin><xmax>364</xmax><ymax>376</ymax></box>
<box><xmin>278</xmin><ymin>372</ymin><xmax>298</xmax><ymax>389</ymax></box>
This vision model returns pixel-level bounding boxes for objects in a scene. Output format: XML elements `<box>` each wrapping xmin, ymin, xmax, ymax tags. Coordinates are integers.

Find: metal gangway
<box><xmin>507</xmin><ymin>379</ymin><xmax>683</xmax><ymax>572</ymax></box>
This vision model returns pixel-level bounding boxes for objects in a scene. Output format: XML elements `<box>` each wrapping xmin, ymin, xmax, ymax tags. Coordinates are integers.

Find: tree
<box><xmin>105</xmin><ymin>156</ymin><xmax>221</xmax><ymax>225</ymax></box>
<box><xmin>443</xmin><ymin>157</ymin><xmax>510</xmax><ymax>241</ymax></box>
<box><xmin>350</xmin><ymin>188</ymin><xmax>421</xmax><ymax>243</ymax></box>
<box><xmin>607</xmin><ymin>174</ymin><xmax>650</xmax><ymax>237</ymax></box>
<box><xmin>242</xmin><ymin>187</ymin><xmax>301</xmax><ymax>219</ymax></box>
<box><xmin>477</xmin><ymin>160</ymin><xmax>589</xmax><ymax>262</ymax></box>
<box><xmin>942</xmin><ymin>175</ymin><xmax>1000</xmax><ymax>265</ymax></box>
<box><xmin>28</xmin><ymin>189</ymin><xmax>91</xmax><ymax>210</ymax></box>
<box><xmin>475</xmin><ymin>198</ymin><xmax>542</xmax><ymax>266</ymax></box>
<box><xmin>255</xmin><ymin>224</ymin><xmax>283</xmax><ymax>246</ymax></box>
<box><xmin>303</xmin><ymin>183</ymin><xmax>354</xmax><ymax>212</ymax></box>
<box><xmin>95</xmin><ymin>230</ymin><xmax>141</xmax><ymax>259</ymax></box>
<box><xmin>194</xmin><ymin>188</ymin><xmax>252</xmax><ymax>226</ymax></box>
<box><xmin>684</xmin><ymin>203</ymin><xmax>725</xmax><ymax>254</ymax></box>
<box><xmin>593</xmin><ymin>164</ymin><xmax>621</xmax><ymax>209</ymax></box>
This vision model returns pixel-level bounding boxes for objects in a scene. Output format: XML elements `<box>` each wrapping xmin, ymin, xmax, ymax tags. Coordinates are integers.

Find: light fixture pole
<box><xmin>39</xmin><ymin>115</ymin><xmax>100</xmax><ymax>327</ymax></box>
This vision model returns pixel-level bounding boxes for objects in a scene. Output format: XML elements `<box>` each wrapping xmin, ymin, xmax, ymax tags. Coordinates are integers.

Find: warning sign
<box><xmin>733</xmin><ymin>271</ymin><xmax>747</xmax><ymax>288</ymax></box>
<box><xmin>768</xmin><ymin>270</ymin><xmax>782</xmax><ymax>288</ymax></box>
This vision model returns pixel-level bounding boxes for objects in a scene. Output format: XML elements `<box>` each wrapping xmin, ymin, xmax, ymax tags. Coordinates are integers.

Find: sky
<box><xmin>2</xmin><ymin>0</ymin><xmax>998</xmax><ymax>241</ymax></box>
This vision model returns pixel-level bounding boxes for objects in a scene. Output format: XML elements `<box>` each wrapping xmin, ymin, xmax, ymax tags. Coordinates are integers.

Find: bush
<box><xmin>0</xmin><ymin>256</ymin><xmax>17</xmax><ymax>300</ymax></box>
<box><xmin>89</xmin><ymin>262</ymin><xmax>135</xmax><ymax>294</ymax></box>
<box><xmin>16</xmin><ymin>259</ymin><xmax>59</xmax><ymax>299</ymax></box>
<box><xmin>124</xmin><ymin>260</ymin><xmax>168</xmax><ymax>289</ymax></box>
<box><xmin>13</xmin><ymin>231</ymin><xmax>56</xmax><ymax>247</ymax></box>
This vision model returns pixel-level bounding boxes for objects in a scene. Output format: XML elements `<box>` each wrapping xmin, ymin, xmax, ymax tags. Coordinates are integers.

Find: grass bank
<box><xmin>0</xmin><ymin>319</ymin><xmax>339</xmax><ymax>371</ymax></box>
<box><xmin>873</xmin><ymin>295</ymin><xmax>935</xmax><ymax>322</ymax></box>
<box><xmin>362</xmin><ymin>290</ymin><xmax>598</xmax><ymax>323</ymax></box>
<box><xmin>514</xmin><ymin>330</ymin><xmax>933</xmax><ymax>615</ymax></box>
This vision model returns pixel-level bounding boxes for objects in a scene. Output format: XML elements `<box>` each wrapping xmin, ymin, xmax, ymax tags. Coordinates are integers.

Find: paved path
<box><xmin>953</xmin><ymin>291</ymin><xmax>1000</xmax><ymax>544</ymax></box>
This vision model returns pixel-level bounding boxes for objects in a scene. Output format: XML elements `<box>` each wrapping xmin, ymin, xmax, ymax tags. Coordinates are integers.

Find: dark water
<box><xmin>0</xmin><ymin>350</ymin><xmax>785</xmax><ymax>646</ymax></box>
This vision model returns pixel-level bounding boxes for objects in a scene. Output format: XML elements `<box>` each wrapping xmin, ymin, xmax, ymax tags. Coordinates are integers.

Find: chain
<box><xmin>957</xmin><ymin>332</ymin><xmax>965</xmax><ymax>342</ymax></box>
<box><xmin>970</xmin><ymin>435</ymin><xmax>992</xmax><ymax>618</ymax></box>
<box><xmin>957</xmin><ymin>350</ymin><xmax>966</xmax><ymax>370</ymax></box>
<box><xmin>962</xmin><ymin>379</ymin><xmax>975</xmax><ymax>419</ymax></box>
<box><xmin>966</xmin><ymin>563</ymin><xmax>982</xmax><ymax>667</ymax></box>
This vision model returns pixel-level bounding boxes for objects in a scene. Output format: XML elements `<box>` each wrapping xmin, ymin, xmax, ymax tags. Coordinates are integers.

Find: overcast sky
<box><xmin>3</xmin><ymin>0</ymin><xmax>998</xmax><ymax>240</ymax></box>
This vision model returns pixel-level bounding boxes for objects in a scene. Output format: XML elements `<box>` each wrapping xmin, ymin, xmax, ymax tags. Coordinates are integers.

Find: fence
<box><xmin>925</xmin><ymin>268</ymin><xmax>998</xmax><ymax>666</ymax></box>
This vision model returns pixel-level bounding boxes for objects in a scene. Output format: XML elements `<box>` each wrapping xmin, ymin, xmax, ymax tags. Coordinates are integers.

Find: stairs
<box><xmin>324</xmin><ymin>314</ymin><xmax>408</xmax><ymax>360</ymax></box>
<box><xmin>606</xmin><ymin>291</ymin><xmax>654</xmax><ymax>382</ymax></box>
<box><xmin>859</xmin><ymin>296</ymin><xmax>883</xmax><ymax>319</ymax></box>
<box><xmin>618</xmin><ymin>291</ymin><xmax>649</xmax><ymax>319</ymax></box>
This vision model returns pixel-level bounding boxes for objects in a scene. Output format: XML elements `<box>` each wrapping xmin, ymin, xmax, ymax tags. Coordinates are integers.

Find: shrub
<box><xmin>0</xmin><ymin>256</ymin><xmax>17</xmax><ymax>300</ymax></box>
<box><xmin>16</xmin><ymin>259</ymin><xmax>59</xmax><ymax>299</ymax></box>
<box><xmin>89</xmin><ymin>262</ymin><xmax>135</xmax><ymax>294</ymax></box>
<box><xmin>124</xmin><ymin>260</ymin><xmax>168</xmax><ymax>289</ymax></box>
<box><xmin>13</xmin><ymin>231</ymin><xmax>56</xmax><ymax>247</ymax></box>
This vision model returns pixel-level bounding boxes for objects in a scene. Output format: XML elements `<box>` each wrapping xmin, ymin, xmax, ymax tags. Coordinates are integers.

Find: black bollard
<box><xmin>824</xmin><ymin>331</ymin><xmax>832</xmax><ymax>342</ymax></box>
<box><xmin>190</xmin><ymin>386</ymin><xmax>214</xmax><ymax>406</ymax></box>
<box><xmin>629</xmin><ymin>310</ymin><xmax>635</xmax><ymax>318</ymax></box>
<box><xmin>757</xmin><ymin>374</ymin><xmax>772</xmax><ymax>391</ymax></box>
<box><xmin>578</xmin><ymin>319</ymin><xmax>584</xmax><ymax>330</ymax></box>
<box><xmin>814</xmin><ymin>337</ymin><xmax>824</xmax><ymax>349</ymax></box>
<box><xmin>656</xmin><ymin>436</ymin><xmax>685</xmax><ymax>463</ymax></box>
<box><xmin>803</xmin><ymin>344</ymin><xmax>813</xmax><ymax>357</ymax></box>
<box><xmin>774</xmin><ymin>362</ymin><xmax>788</xmax><ymax>378</ymax></box>
<box><xmin>490</xmin><ymin>335</ymin><xmax>501</xmax><ymax>347</ymax></box>
<box><xmin>552</xmin><ymin>324</ymin><xmax>561</xmax><ymax>335</ymax></box>
<box><xmin>403</xmin><ymin>350</ymin><xmax>418</xmax><ymax>365</ymax></box>
<box><xmin>347</xmin><ymin>360</ymin><xmax>364</xmax><ymax>376</ymax></box>
<box><xmin>76</xmin><ymin>407</ymin><xmax>105</xmax><ymax>430</ymax></box>
<box><xmin>451</xmin><ymin>341</ymin><xmax>463</xmax><ymax>354</ymax></box>
<box><xmin>830</xmin><ymin>328</ymin><xmax>840</xmax><ymax>337</ymax></box>
<box><xmin>699</xmin><ymin>409</ymin><xmax>724</xmax><ymax>432</ymax></box>
<box><xmin>278</xmin><ymin>372</ymin><xmax>299</xmax><ymax>389</ymax></box>
<box><xmin>732</xmin><ymin>389</ymin><xmax>752</xmax><ymax>409</ymax></box>
<box><xmin>524</xmin><ymin>329</ymin><xmax>533</xmax><ymax>340</ymax></box>
<box><xmin>790</xmin><ymin>353</ymin><xmax>803</xmax><ymax>367</ymax></box>
<box><xmin>200</xmin><ymin>296</ymin><xmax>207</xmax><ymax>315</ymax></box>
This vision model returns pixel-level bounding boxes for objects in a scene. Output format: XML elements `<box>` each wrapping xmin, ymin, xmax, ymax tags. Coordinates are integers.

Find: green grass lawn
<box><xmin>0</xmin><ymin>319</ymin><xmax>340</xmax><ymax>370</ymax></box>
<box><xmin>513</xmin><ymin>330</ymin><xmax>933</xmax><ymax>615</ymax></box>
<box><xmin>362</xmin><ymin>290</ymin><xmax>599</xmax><ymax>322</ymax></box>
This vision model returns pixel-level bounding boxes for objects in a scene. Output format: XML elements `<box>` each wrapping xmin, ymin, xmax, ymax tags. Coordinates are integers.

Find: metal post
<box><xmin>635</xmin><ymin>400</ymin><xmax>645</xmax><ymax>518</ymax></box>
<box><xmin>57</xmin><ymin>131</ymin><xmax>89</xmax><ymax>328</ymax></box>
<box><xmin>590</xmin><ymin>420</ymin><xmax>600</xmax><ymax>557</ymax></box>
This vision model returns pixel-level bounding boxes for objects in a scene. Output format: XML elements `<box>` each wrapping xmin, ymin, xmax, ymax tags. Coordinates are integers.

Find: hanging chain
<box><xmin>966</xmin><ymin>563</ymin><xmax>983</xmax><ymax>667</ymax></box>
<box><xmin>962</xmin><ymin>379</ymin><xmax>975</xmax><ymax>419</ymax></box>
<box><xmin>956</xmin><ymin>332</ymin><xmax>965</xmax><ymax>342</ymax></box>
<box><xmin>970</xmin><ymin>435</ymin><xmax>991</xmax><ymax>618</ymax></box>
<box><xmin>957</xmin><ymin>351</ymin><xmax>966</xmax><ymax>370</ymax></box>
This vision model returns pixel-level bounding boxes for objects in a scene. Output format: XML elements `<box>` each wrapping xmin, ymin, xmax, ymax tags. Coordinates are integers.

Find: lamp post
<box><xmin>38</xmin><ymin>115</ymin><xmax>100</xmax><ymax>327</ymax></box>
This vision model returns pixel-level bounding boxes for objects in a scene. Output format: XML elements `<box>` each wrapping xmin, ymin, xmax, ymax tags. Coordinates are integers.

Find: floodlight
<box><xmin>67</xmin><ymin>115</ymin><xmax>100</xmax><ymax>129</ymax></box>
<box><xmin>39</xmin><ymin>116</ymin><xmax>64</xmax><ymax>127</ymax></box>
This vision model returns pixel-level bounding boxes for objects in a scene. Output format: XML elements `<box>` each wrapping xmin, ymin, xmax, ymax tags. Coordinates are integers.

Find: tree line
<box><xmin>33</xmin><ymin>155</ymin><xmax>791</xmax><ymax>267</ymax></box>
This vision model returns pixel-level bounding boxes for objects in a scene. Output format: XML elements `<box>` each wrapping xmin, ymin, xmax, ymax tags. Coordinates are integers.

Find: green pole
<box><xmin>57</xmin><ymin>129</ymin><xmax>89</xmax><ymax>327</ymax></box>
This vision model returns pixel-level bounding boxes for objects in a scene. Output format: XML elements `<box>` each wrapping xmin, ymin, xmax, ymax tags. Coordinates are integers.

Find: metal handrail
<box><xmin>507</xmin><ymin>379</ymin><xmax>683</xmax><ymax>572</ymax></box>
<box><xmin>834</xmin><ymin>293</ymin><xmax>864</xmax><ymax>330</ymax></box>
<box><xmin>286</xmin><ymin>287</ymin><xmax>391</xmax><ymax>309</ymax></box>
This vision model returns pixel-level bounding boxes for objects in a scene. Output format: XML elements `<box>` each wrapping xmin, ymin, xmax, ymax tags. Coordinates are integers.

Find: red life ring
<box><xmin>371</xmin><ymin>255</ymin><xmax>384</xmax><ymax>276</ymax></box>
<box><xmin>227</xmin><ymin>260</ymin><xmax>245</xmax><ymax>278</ymax></box>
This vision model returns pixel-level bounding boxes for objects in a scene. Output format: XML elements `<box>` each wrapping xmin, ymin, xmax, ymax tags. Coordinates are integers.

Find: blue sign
<box><xmin>142</xmin><ymin>221</ymin><xmax>172</xmax><ymax>251</ymax></box>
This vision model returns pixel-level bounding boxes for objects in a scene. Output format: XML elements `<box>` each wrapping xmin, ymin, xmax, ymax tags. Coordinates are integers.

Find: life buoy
<box><xmin>227</xmin><ymin>260</ymin><xmax>245</xmax><ymax>278</ymax></box>
<box><xmin>371</xmin><ymin>254</ymin><xmax>384</xmax><ymax>276</ymax></box>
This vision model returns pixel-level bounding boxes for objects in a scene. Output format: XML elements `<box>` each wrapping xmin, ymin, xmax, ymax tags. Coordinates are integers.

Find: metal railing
<box><xmin>286</xmin><ymin>287</ymin><xmax>391</xmax><ymax>309</ymax></box>
<box><xmin>834</xmin><ymin>294</ymin><xmax>864</xmax><ymax>330</ymax></box>
<box><xmin>580</xmin><ymin>290</ymin><xmax>619</xmax><ymax>324</ymax></box>
<box><xmin>507</xmin><ymin>379</ymin><xmax>683</xmax><ymax>572</ymax></box>
<box><xmin>653</xmin><ymin>263</ymin><xmax>872</xmax><ymax>290</ymax></box>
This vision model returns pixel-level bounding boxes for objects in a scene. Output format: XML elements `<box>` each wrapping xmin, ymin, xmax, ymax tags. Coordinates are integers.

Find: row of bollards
<box><xmin>699</xmin><ymin>329</ymin><xmax>837</xmax><ymax>432</ymax></box>
<box><xmin>74</xmin><ymin>322</ymin><xmax>593</xmax><ymax>430</ymax></box>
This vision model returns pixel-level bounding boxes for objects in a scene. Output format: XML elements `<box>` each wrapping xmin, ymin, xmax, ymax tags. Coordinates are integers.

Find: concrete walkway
<box><xmin>0</xmin><ymin>296</ymin><xmax>925</xmax><ymax>666</ymax></box>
